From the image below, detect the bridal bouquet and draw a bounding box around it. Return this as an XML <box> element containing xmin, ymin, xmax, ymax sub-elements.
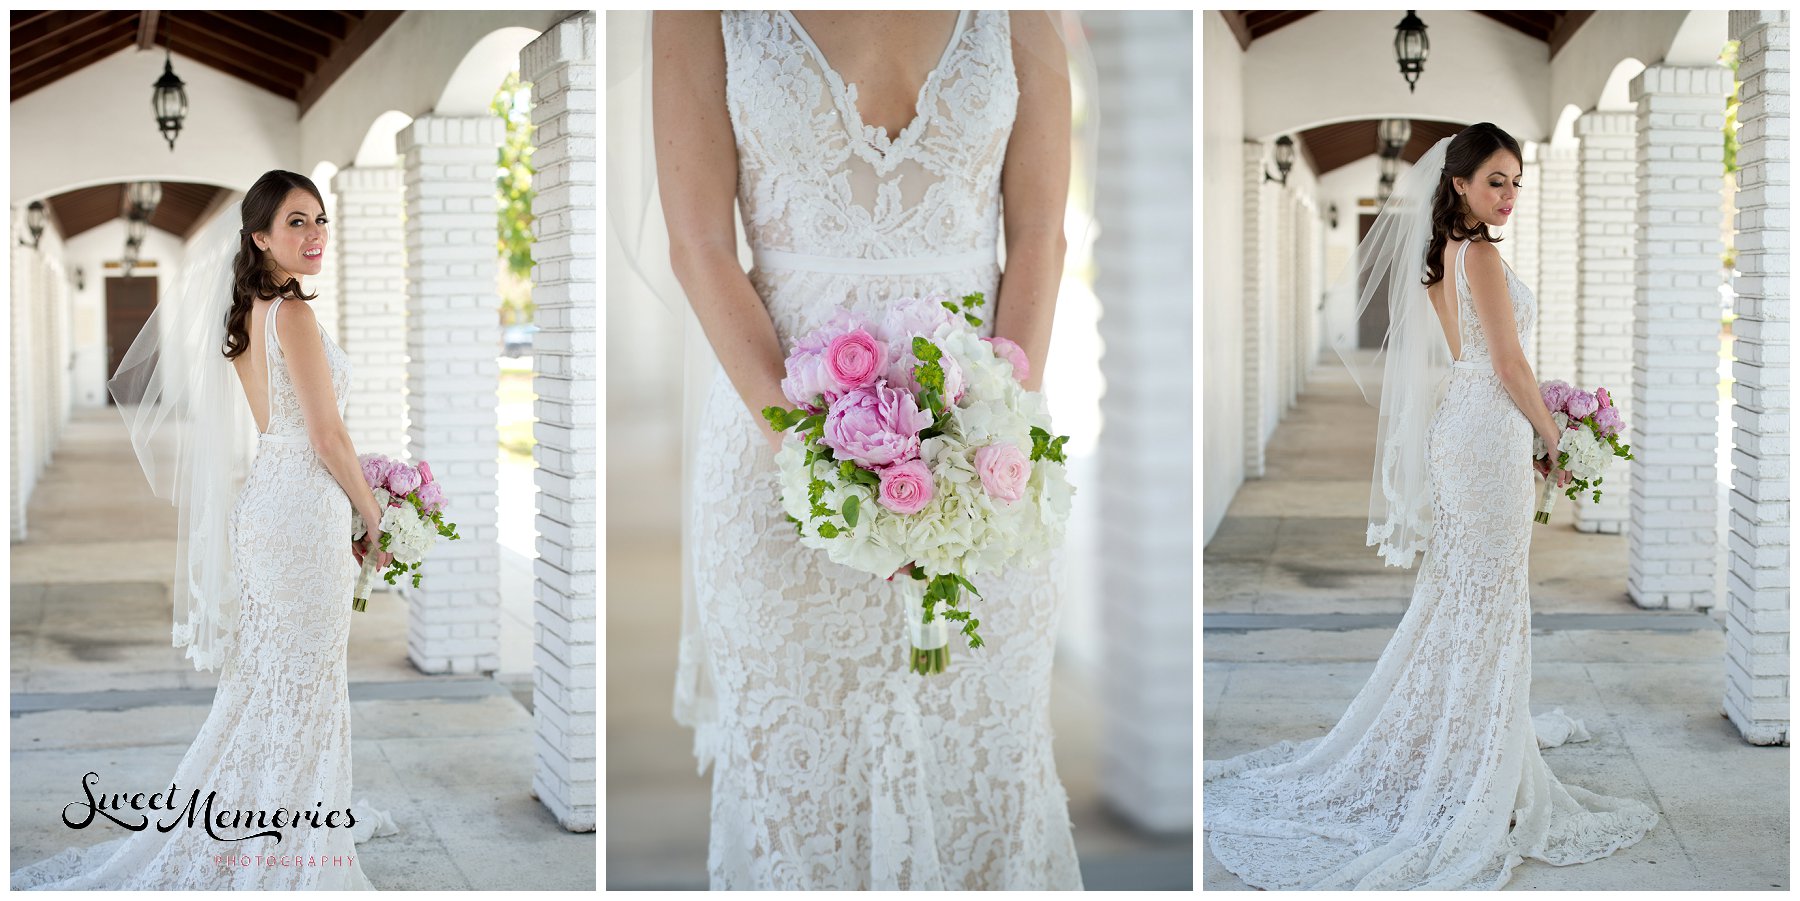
<box><xmin>763</xmin><ymin>292</ymin><xmax>1073</xmax><ymax>675</ymax></box>
<box><xmin>1531</xmin><ymin>381</ymin><xmax>1633</xmax><ymax>524</ymax></box>
<box><xmin>350</xmin><ymin>454</ymin><xmax>462</xmax><ymax>611</ymax></box>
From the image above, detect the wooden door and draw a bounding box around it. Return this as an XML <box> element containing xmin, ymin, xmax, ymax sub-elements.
<box><xmin>104</xmin><ymin>276</ymin><xmax>158</xmax><ymax>404</ymax></box>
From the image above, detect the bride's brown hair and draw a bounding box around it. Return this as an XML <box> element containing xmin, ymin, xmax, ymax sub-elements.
<box><xmin>1422</xmin><ymin>122</ymin><xmax>1523</xmax><ymax>290</ymax></box>
<box><xmin>222</xmin><ymin>170</ymin><xmax>323</xmax><ymax>360</ymax></box>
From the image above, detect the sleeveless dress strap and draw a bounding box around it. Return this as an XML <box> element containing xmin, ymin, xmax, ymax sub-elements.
<box><xmin>1455</xmin><ymin>238</ymin><xmax>1473</xmax><ymax>291</ymax></box>
<box><xmin>266</xmin><ymin>296</ymin><xmax>284</xmax><ymax>423</ymax></box>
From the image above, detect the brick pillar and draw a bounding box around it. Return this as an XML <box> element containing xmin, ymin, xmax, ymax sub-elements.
<box><xmin>1275</xmin><ymin>185</ymin><xmax>1294</xmax><ymax>411</ymax></box>
<box><xmin>398</xmin><ymin>115</ymin><xmax>505</xmax><ymax>674</ymax></box>
<box><xmin>521</xmin><ymin>11</ymin><xmax>598</xmax><ymax>831</ymax></box>
<box><xmin>1090</xmin><ymin>9</ymin><xmax>1193</xmax><ymax>832</ymax></box>
<box><xmin>1574</xmin><ymin>111</ymin><xmax>1638</xmax><ymax>533</ymax></box>
<box><xmin>10</xmin><ymin>223</ymin><xmax>26</xmax><ymax>542</ymax></box>
<box><xmin>1242</xmin><ymin>142</ymin><xmax>1266</xmax><ymax>477</ymax></box>
<box><xmin>331</xmin><ymin>165</ymin><xmax>409</xmax><ymax>459</ymax></box>
<box><xmin>1626</xmin><ymin>66</ymin><xmax>1732</xmax><ymax>610</ymax></box>
<box><xmin>1536</xmin><ymin>143</ymin><xmax>1581</xmax><ymax>383</ymax></box>
<box><xmin>1725</xmin><ymin>9</ymin><xmax>1790</xmax><ymax>746</ymax></box>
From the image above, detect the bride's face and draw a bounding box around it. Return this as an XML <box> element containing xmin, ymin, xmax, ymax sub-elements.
<box><xmin>1453</xmin><ymin>150</ymin><xmax>1522</xmax><ymax>230</ymax></box>
<box><xmin>253</xmin><ymin>188</ymin><xmax>329</xmax><ymax>281</ymax></box>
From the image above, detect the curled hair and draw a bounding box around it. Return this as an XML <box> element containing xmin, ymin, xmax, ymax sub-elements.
<box><xmin>222</xmin><ymin>170</ymin><xmax>323</xmax><ymax>360</ymax></box>
<box><xmin>1422</xmin><ymin>122</ymin><xmax>1523</xmax><ymax>289</ymax></box>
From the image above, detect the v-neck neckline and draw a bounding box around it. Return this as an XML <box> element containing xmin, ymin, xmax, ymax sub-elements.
<box><xmin>782</xmin><ymin>10</ymin><xmax>968</xmax><ymax>161</ymax></box>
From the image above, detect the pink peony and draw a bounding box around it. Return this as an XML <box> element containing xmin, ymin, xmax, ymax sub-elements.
<box><xmin>780</xmin><ymin>346</ymin><xmax>839</xmax><ymax>412</ymax></box>
<box><xmin>881</xmin><ymin>294</ymin><xmax>957</xmax><ymax>343</ymax></box>
<box><xmin>360</xmin><ymin>454</ymin><xmax>396</xmax><ymax>490</ymax></box>
<box><xmin>822</xmin><ymin>382</ymin><xmax>933</xmax><ymax>467</ymax></box>
<box><xmin>417</xmin><ymin>460</ymin><xmax>434</xmax><ymax>484</ymax></box>
<box><xmin>877</xmin><ymin>459</ymin><xmax>935</xmax><ymax>514</ymax></box>
<box><xmin>975</xmin><ymin>442</ymin><xmax>1032</xmax><ymax>504</ymax></box>
<box><xmin>983</xmin><ymin>336</ymin><xmax>1031</xmax><ymax>383</ymax></box>
<box><xmin>1593</xmin><ymin>405</ymin><xmax>1625</xmax><ymax>439</ymax></box>
<box><xmin>886</xmin><ymin>347</ymin><xmax>966</xmax><ymax>405</ymax></box>
<box><xmin>1567</xmin><ymin>390</ymin><xmax>1599</xmax><ymax>420</ymax></box>
<box><xmin>1595</xmin><ymin>386</ymin><xmax>1613</xmax><ymax>410</ymax></box>
<box><xmin>825</xmin><ymin>329</ymin><xmax>887</xmax><ymax>390</ymax></box>
<box><xmin>417</xmin><ymin>480</ymin><xmax>447</xmax><ymax>515</ymax></box>
<box><xmin>1539</xmin><ymin>380</ymin><xmax>1574</xmax><ymax>414</ymax></box>
<box><xmin>387</xmin><ymin>462</ymin><xmax>422</xmax><ymax>496</ymax></box>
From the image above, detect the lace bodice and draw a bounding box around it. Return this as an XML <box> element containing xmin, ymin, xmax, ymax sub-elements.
<box><xmin>261</xmin><ymin>297</ymin><xmax>350</xmax><ymax>440</ymax></box>
<box><xmin>720</xmin><ymin>10</ymin><xmax>1017</xmax><ymax>262</ymax></box>
<box><xmin>1453</xmin><ymin>238</ymin><xmax>1537</xmax><ymax>364</ymax></box>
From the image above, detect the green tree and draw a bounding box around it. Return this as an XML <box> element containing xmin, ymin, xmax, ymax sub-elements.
<box><xmin>493</xmin><ymin>71</ymin><xmax>536</xmax><ymax>326</ymax></box>
<box><xmin>1721</xmin><ymin>40</ymin><xmax>1741</xmax><ymax>175</ymax></box>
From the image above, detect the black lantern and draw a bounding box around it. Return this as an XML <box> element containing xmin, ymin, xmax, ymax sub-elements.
<box><xmin>121</xmin><ymin>244</ymin><xmax>139</xmax><ymax>276</ymax></box>
<box><xmin>152</xmin><ymin>50</ymin><xmax>188</xmax><ymax>151</ymax></box>
<box><xmin>126</xmin><ymin>213</ymin><xmax>150</xmax><ymax>248</ymax></box>
<box><xmin>1327</xmin><ymin>203</ymin><xmax>1339</xmax><ymax>229</ymax></box>
<box><xmin>1378</xmin><ymin>118</ymin><xmax>1412</xmax><ymax>158</ymax></box>
<box><xmin>128</xmin><ymin>181</ymin><xmax>162</xmax><ymax>219</ymax></box>
<box><xmin>1263</xmin><ymin>135</ymin><xmax>1296</xmax><ymax>186</ymax></box>
<box><xmin>1379</xmin><ymin>154</ymin><xmax>1401</xmax><ymax>184</ymax></box>
<box><xmin>1394</xmin><ymin>11</ymin><xmax>1429</xmax><ymax>94</ymax></box>
<box><xmin>23</xmin><ymin>200</ymin><xmax>47</xmax><ymax>248</ymax></box>
<box><xmin>1377</xmin><ymin>174</ymin><xmax>1395</xmax><ymax>205</ymax></box>
<box><xmin>73</xmin><ymin>267</ymin><xmax>85</xmax><ymax>291</ymax></box>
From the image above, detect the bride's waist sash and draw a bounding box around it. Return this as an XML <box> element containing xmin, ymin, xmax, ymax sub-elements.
<box><xmin>259</xmin><ymin>432</ymin><xmax>309</xmax><ymax>445</ymax></box>
<box><xmin>1451</xmin><ymin>359</ymin><xmax>1493</xmax><ymax>372</ymax></box>
<box><xmin>751</xmin><ymin>245</ymin><xmax>997</xmax><ymax>276</ymax></box>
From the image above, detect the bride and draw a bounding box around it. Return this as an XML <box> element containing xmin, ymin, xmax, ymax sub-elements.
<box><xmin>648</xmin><ymin>10</ymin><xmax>1083</xmax><ymax>890</ymax></box>
<box><xmin>12</xmin><ymin>170</ymin><xmax>395</xmax><ymax>890</ymax></box>
<box><xmin>1202</xmin><ymin>124</ymin><xmax>1660</xmax><ymax>889</ymax></box>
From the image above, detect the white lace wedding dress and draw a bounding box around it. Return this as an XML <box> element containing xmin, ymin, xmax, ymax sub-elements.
<box><xmin>677</xmin><ymin>10</ymin><xmax>1081</xmax><ymax>890</ymax></box>
<box><xmin>12</xmin><ymin>296</ymin><xmax>393</xmax><ymax>890</ymax></box>
<box><xmin>1203</xmin><ymin>239</ymin><xmax>1660</xmax><ymax>889</ymax></box>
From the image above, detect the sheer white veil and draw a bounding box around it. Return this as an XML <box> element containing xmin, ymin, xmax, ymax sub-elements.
<box><xmin>106</xmin><ymin>200</ymin><xmax>256</xmax><ymax>671</ymax></box>
<box><xmin>1328</xmin><ymin>135</ymin><xmax>1455</xmax><ymax>569</ymax></box>
<box><xmin>606</xmin><ymin>11</ymin><xmax>1100</xmax><ymax>769</ymax></box>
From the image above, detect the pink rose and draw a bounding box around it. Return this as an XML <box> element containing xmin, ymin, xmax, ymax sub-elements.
<box><xmin>417</xmin><ymin>460</ymin><xmax>434</xmax><ymax>485</ymax></box>
<box><xmin>822</xmin><ymin>382</ymin><xmax>933</xmax><ymax>467</ymax></box>
<box><xmin>886</xmin><ymin>348</ymin><xmax>965</xmax><ymax>405</ymax></box>
<box><xmin>1567</xmin><ymin>390</ymin><xmax>1599</xmax><ymax>420</ymax></box>
<box><xmin>975</xmin><ymin>442</ymin><xmax>1031</xmax><ymax>504</ymax></box>
<box><xmin>983</xmin><ymin>336</ymin><xmax>1031</xmax><ymax>383</ymax></box>
<box><xmin>417</xmin><ymin>480</ymin><xmax>447</xmax><ymax>514</ymax></box>
<box><xmin>877</xmin><ymin>459</ymin><xmax>935</xmax><ymax>514</ymax></box>
<box><xmin>1595</xmin><ymin>386</ymin><xmax>1613</xmax><ymax>410</ymax></box>
<box><xmin>780</xmin><ymin>346</ymin><xmax>838</xmax><ymax>412</ymax></box>
<box><xmin>1539</xmin><ymin>380</ymin><xmax>1574</xmax><ymax>414</ymax></box>
<box><xmin>387</xmin><ymin>462</ymin><xmax>422</xmax><ymax>496</ymax></box>
<box><xmin>825</xmin><ymin>329</ymin><xmax>887</xmax><ymax>390</ymax></box>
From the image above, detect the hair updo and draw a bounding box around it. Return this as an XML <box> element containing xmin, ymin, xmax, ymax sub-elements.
<box><xmin>222</xmin><ymin>170</ymin><xmax>323</xmax><ymax>360</ymax></box>
<box><xmin>1422</xmin><ymin>122</ymin><xmax>1523</xmax><ymax>289</ymax></box>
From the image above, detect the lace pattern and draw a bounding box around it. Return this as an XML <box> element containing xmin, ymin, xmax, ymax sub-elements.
<box><xmin>684</xmin><ymin>12</ymin><xmax>1081</xmax><ymax>889</ymax></box>
<box><xmin>11</xmin><ymin>297</ymin><xmax>392</xmax><ymax>890</ymax></box>
<box><xmin>1203</xmin><ymin>241</ymin><xmax>1659</xmax><ymax>889</ymax></box>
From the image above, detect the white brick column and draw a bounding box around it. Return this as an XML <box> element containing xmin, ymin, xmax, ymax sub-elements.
<box><xmin>331</xmin><ymin>165</ymin><xmax>409</xmax><ymax>459</ymax></box>
<box><xmin>1514</xmin><ymin>143</ymin><xmax>1543</xmax><ymax>368</ymax></box>
<box><xmin>1627</xmin><ymin>66</ymin><xmax>1732</xmax><ymax>610</ymax></box>
<box><xmin>398</xmin><ymin>115</ymin><xmax>505</xmax><ymax>674</ymax></box>
<box><xmin>1537</xmin><ymin>143</ymin><xmax>1581</xmax><ymax>381</ymax></box>
<box><xmin>11</xmin><ymin>229</ymin><xmax>31</xmax><ymax>542</ymax></box>
<box><xmin>1275</xmin><ymin>185</ymin><xmax>1294</xmax><ymax>411</ymax></box>
<box><xmin>1294</xmin><ymin>195</ymin><xmax>1312</xmax><ymax>387</ymax></box>
<box><xmin>1574</xmin><ymin>111</ymin><xmax>1638</xmax><ymax>533</ymax></box>
<box><xmin>522</xmin><ymin>11</ymin><xmax>598</xmax><ymax>832</ymax></box>
<box><xmin>1090</xmin><ymin>9</ymin><xmax>1193</xmax><ymax>832</ymax></box>
<box><xmin>1242</xmin><ymin>142</ymin><xmax>1266</xmax><ymax>477</ymax></box>
<box><xmin>1725</xmin><ymin>9</ymin><xmax>1790</xmax><ymax>746</ymax></box>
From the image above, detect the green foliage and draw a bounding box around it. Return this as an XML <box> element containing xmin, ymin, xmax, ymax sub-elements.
<box><xmin>1721</xmin><ymin>40</ymin><xmax>1742</xmax><ymax>176</ymax></box>
<box><xmin>1029</xmin><ymin>425</ymin><xmax>1070</xmax><ymax>464</ymax></box>
<box><xmin>493</xmin><ymin>71</ymin><xmax>537</xmax><ymax>326</ymax></box>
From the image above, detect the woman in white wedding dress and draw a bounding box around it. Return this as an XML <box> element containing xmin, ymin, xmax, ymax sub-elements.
<box><xmin>653</xmin><ymin>10</ymin><xmax>1082</xmax><ymax>890</ymax></box>
<box><xmin>1203</xmin><ymin>124</ymin><xmax>1660</xmax><ymax>890</ymax></box>
<box><xmin>12</xmin><ymin>171</ymin><xmax>394</xmax><ymax>890</ymax></box>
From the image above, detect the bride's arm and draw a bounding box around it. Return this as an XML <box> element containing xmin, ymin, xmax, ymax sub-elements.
<box><xmin>276</xmin><ymin>300</ymin><xmax>384</xmax><ymax>533</ymax></box>
<box><xmin>993</xmin><ymin>10</ymin><xmax>1073</xmax><ymax>393</ymax></box>
<box><xmin>1463</xmin><ymin>242</ymin><xmax>1562</xmax><ymax>457</ymax></box>
<box><xmin>653</xmin><ymin>11</ymin><xmax>786</xmax><ymax>452</ymax></box>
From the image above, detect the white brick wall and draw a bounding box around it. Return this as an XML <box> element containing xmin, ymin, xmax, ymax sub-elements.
<box><xmin>1627</xmin><ymin>65</ymin><xmax>1732</xmax><ymax>611</ymax></box>
<box><xmin>1515</xmin><ymin>143</ymin><xmax>1543</xmax><ymax>369</ymax></box>
<box><xmin>398</xmin><ymin>114</ymin><xmax>506</xmax><ymax>674</ymax></box>
<box><xmin>522</xmin><ymin>11</ymin><xmax>597</xmax><ymax>832</ymax></box>
<box><xmin>331</xmin><ymin>165</ymin><xmax>409</xmax><ymax>459</ymax></box>
<box><xmin>1574</xmin><ymin>111</ymin><xmax>1638</xmax><ymax>533</ymax></box>
<box><xmin>1090</xmin><ymin>9</ymin><xmax>1193</xmax><ymax>833</ymax></box>
<box><xmin>1537</xmin><ymin>143</ymin><xmax>1581</xmax><ymax>382</ymax></box>
<box><xmin>1725</xmin><ymin>9</ymin><xmax>1790</xmax><ymax>746</ymax></box>
<box><xmin>1242</xmin><ymin>142</ymin><xmax>1266</xmax><ymax>478</ymax></box>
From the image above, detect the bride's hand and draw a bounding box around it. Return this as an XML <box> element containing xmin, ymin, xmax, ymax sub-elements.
<box><xmin>356</xmin><ymin>530</ymin><xmax>393</xmax><ymax>569</ymax></box>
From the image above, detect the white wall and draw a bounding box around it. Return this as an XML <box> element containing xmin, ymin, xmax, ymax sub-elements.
<box><xmin>299</xmin><ymin>10</ymin><xmax>568</xmax><ymax>171</ymax></box>
<box><xmin>1202</xmin><ymin>13</ymin><xmax>1244</xmax><ymax>544</ymax></box>
<box><xmin>10</xmin><ymin>48</ymin><xmax>295</xmax><ymax>201</ymax></box>
<box><xmin>1244</xmin><ymin>11</ymin><xmax>1550</xmax><ymax>142</ymax></box>
<box><xmin>1549</xmin><ymin>11</ymin><xmax>1723</xmax><ymax>119</ymax></box>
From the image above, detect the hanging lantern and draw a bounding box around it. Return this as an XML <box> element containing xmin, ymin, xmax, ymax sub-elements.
<box><xmin>1377</xmin><ymin>173</ymin><xmax>1395</xmax><ymax>205</ymax></box>
<box><xmin>1379</xmin><ymin>154</ymin><xmax>1401</xmax><ymax>184</ymax></box>
<box><xmin>1327</xmin><ymin>203</ymin><xmax>1339</xmax><ymax>230</ymax></box>
<box><xmin>152</xmin><ymin>50</ymin><xmax>188</xmax><ymax>151</ymax></box>
<box><xmin>1378</xmin><ymin>118</ymin><xmax>1413</xmax><ymax>158</ymax></box>
<box><xmin>24</xmin><ymin>200</ymin><xmax>47</xmax><ymax>248</ymax></box>
<box><xmin>73</xmin><ymin>267</ymin><xmax>85</xmax><ymax>291</ymax></box>
<box><xmin>126</xmin><ymin>213</ymin><xmax>150</xmax><ymax>248</ymax></box>
<box><xmin>128</xmin><ymin>181</ymin><xmax>163</xmax><ymax>219</ymax></box>
<box><xmin>1394</xmin><ymin>11</ymin><xmax>1429</xmax><ymax>94</ymax></box>
<box><xmin>1263</xmin><ymin>135</ymin><xmax>1296</xmax><ymax>186</ymax></box>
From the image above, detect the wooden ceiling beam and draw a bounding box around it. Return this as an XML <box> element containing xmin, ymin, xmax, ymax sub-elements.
<box><xmin>13</xmin><ymin>10</ymin><xmax>116</xmax><ymax>57</ymax></box>
<box><xmin>11</xmin><ymin>17</ymin><xmax>135</xmax><ymax>76</ymax></box>
<box><xmin>136</xmin><ymin>10</ymin><xmax>158</xmax><ymax>50</ymax></box>
<box><xmin>157</xmin><ymin>21</ymin><xmax>302</xmax><ymax>97</ymax></box>
<box><xmin>167</xmin><ymin>13</ymin><xmax>313</xmax><ymax>81</ymax></box>
<box><xmin>1549</xmin><ymin>12</ymin><xmax>1593</xmax><ymax>60</ymax></box>
<box><xmin>219</xmin><ymin>11</ymin><xmax>333</xmax><ymax>60</ymax></box>
<box><xmin>264</xmin><ymin>10</ymin><xmax>352</xmax><ymax>43</ymax></box>
<box><xmin>1219</xmin><ymin>11</ymin><xmax>1252</xmax><ymax>52</ymax></box>
<box><xmin>296</xmin><ymin>11</ymin><xmax>402</xmax><ymax>116</ymax></box>
<box><xmin>11</xmin><ymin>26</ymin><xmax>138</xmax><ymax>98</ymax></box>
